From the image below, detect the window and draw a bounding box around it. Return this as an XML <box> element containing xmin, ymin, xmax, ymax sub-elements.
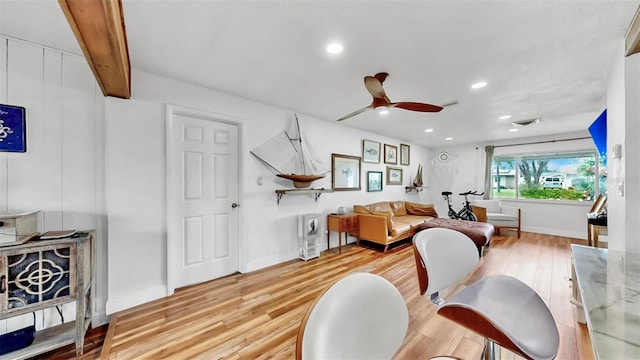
<box><xmin>492</xmin><ymin>156</ymin><xmax>516</xmax><ymax>198</ymax></box>
<box><xmin>492</xmin><ymin>151</ymin><xmax>606</xmax><ymax>201</ymax></box>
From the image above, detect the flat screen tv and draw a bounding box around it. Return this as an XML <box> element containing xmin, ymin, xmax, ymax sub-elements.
<box><xmin>588</xmin><ymin>109</ymin><xmax>606</xmax><ymax>165</ymax></box>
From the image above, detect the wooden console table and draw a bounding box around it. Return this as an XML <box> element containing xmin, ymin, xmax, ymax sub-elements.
<box><xmin>0</xmin><ymin>232</ymin><xmax>94</xmax><ymax>359</ymax></box>
<box><xmin>327</xmin><ymin>213</ymin><xmax>359</xmax><ymax>254</ymax></box>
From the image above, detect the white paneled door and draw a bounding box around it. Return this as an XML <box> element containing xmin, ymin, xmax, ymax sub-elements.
<box><xmin>166</xmin><ymin>106</ymin><xmax>239</xmax><ymax>292</ymax></box>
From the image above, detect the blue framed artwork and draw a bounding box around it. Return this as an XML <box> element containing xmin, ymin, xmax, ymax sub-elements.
<box><xmin>0</xmin><ymin>104</ymin><xmax>26</xmax><ymax>152</ymax></box>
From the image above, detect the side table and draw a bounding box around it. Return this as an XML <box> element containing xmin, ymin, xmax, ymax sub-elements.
<box><xmin>327</xmin><ymin>213</ymin><xmax>359</xmax><ymax>254</ymax></box>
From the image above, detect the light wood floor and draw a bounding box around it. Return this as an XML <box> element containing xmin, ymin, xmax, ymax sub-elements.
<box><xmin>43</xmin><ymin>231</ymin><xmax>595</xmax><ymax>359</ymax></box>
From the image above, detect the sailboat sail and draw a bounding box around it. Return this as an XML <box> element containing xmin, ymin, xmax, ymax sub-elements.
<box><xmin>250</xmin><ymin>131</ymin><xmax>299</xmax><ymax>175</ymax></box>
<box><xmin>413</xmin><ymin>164</ymin><xmax>424</xmax><ymax>187</ymax></box>
<box><xmin>250</xmin><ymin>114</ymin><xmax>329</xmax><ymax>188</ymax></box>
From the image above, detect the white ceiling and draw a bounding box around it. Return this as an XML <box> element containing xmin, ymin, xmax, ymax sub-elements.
<box><xmin>1</xmin><ymin>0</ymin><xmax>639</xmax><ymax>148</ymax></box>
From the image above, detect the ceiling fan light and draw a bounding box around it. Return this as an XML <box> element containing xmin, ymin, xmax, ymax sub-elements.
<box><xmin>378</xmin><ymin>108</ymin><xmax>389</xmax><ymax>115</ymax></box>
<box><xmin>471</xmin><ymin>81</ymin><xmax>487</xmax><ymax>89</ymax></box>
<box><xmin>326</xmin><ymin>42</ymin><xmax>343</xmax><ymax>54</ymax></box>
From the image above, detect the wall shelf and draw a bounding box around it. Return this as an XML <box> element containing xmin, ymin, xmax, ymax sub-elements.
<box><xmin>405</xmin><ymin>186</ymin><xmax>424</xmax><ymax>193</ymax></box>
<box><xmin>275</xmin><ymin>189</ymin><xmax>333</xmax><ymax>205</ymax></box>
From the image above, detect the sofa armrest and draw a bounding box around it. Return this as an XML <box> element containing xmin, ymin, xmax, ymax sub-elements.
<box><xmin>357</xmin><ymin>214</ymin><xmax>390</xmax><ymax>242</ymax></box>
<box><xmin>471</xmin><ymin>205</ymin><xmax>487</xmax><ymax>222</ymax></box>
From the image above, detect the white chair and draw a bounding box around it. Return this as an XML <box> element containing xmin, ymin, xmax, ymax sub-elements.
<box><xmin>471</xmin><ymin>199</ymin><xmax>521</xmax><ymax>237</ymax></box>
<box><xmin>412</xmin><ymin>228</ymin><xmax>559</xmax><ymax>360</ymax></box>
<box><xmin>296</xmin><ymin>272</ymin><xmax>409</xmax><ymax>360</ymax></box>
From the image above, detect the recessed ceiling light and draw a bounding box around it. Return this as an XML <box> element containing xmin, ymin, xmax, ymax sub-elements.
<box><xmin>424</xmin><ymin>128</ymin><xmax>434</xmax><ymax>133</ymax></box>
<box><xmin>445</xmin><ymin>137</ymin><xmax>453</xmax><ymax>141</ymax></box>
<box><xmin>471</xmin><ymin>81</ymin><xmax>487</xmax><ymax>89</ymax></box>
<box><xmin>509</xmin><ymin>128</ymin><xmax>519</xmax><ymax>132</ymax></box>
<box><xmin>326</xmin><ymin>42</ymin><xmax>343</xmax><ymax>54</ymax></box>
<box><xmin>500</xmin><ymin>115</ymin><xmax>512</xmax><ymax>120</ymax></box>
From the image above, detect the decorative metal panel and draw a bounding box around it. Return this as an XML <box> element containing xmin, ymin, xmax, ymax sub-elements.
<box><xmin>6</xmin><ymin>246</ymin><xmax>75</xmax><ymax>310</ymax></box>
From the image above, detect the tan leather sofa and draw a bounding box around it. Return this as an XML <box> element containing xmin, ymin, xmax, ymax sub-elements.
<box><xmin>353</xmin><ymin>201</ymin><xmax>438</xmax><ymax>251</ymax></box>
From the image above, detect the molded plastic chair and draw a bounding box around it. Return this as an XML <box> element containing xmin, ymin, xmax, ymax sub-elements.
<box><xmin>412</xmin><ymin>228</ymin><xmax>559</xmax><ymax>360</ymax></box>
<box><xmin>296</xmin><ymin>272</ymin><xmax>409</xmax><ymax>360</ymax></box>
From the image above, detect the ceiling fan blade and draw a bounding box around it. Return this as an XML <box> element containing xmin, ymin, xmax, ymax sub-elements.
<box><xmin>336</xmin><ymin>105</ymin><xmax>373</xmax><ymax>121</ymax></box>
<box><xmin>392</xmin><ymin>102</ymin><xmax>443</xmax><ymax>113</ymax></box>
<box><xmin>364</xmin><ymin>75</ymin><xmax>390</xmax><ymax>101</ymax></box>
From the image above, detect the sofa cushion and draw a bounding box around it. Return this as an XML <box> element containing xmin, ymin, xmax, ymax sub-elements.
<box><xmin>353</xmin><ymin>205</ymin><xmax>371</xmax><ymax>214</ymax></box>
<box><xmin>472</xmin><ymin>199</ymin><xmax>501</xmax><ymax>213</ymax></box>
<box><xmin>371</xmin><ymin>202</ymin><xmax>394</xmax><ymax>214</ymax></box>
<box><xmin>401</xmin><ymin>215</ymin><xmax>430</xmax><ymax>227</ymax></box>
<box><xmin>405</xmin><ymin>202</ymin><xmax>438</xmax><ymax>217</ymax></box>
<box><xmin>390</xmin><ymin>201</ymin><xmax>407</xmax><ymax>216</ymax></box>
<box><xmin>390</xmin><ymin>219</ymin><xmax>412</xmax><ymax>237</ymax></box>
<box><xmin>486</xmin><ymin>212</ymin><xmax>518</xmax><ymax>227</ymax></box>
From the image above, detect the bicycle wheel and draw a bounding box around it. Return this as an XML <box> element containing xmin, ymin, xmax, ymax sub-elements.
<box><xmin>460</xmin><ymin>209</ymin><xmax>478</xmax><ymax>222</ymax></box>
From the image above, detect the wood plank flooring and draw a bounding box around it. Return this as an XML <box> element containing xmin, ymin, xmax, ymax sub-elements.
<box><xmin>36</xmin><ymin>231</ymin><xmax>593</xmax><ymax>359</ymax></box>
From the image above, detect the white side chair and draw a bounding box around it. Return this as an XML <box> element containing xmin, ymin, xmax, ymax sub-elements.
<box><xmin>472</xmin><ymin>199</ymin><xmax>521</xmax><ymax>237</ymax></box>
<box><xmin>296</xmin><ymin>272</ymin><xmax>409</xmax><ymax>360</ymax></box>
<box><xmin>412</xmin><ymin>228</ymin><xmax>559</xmax><ymax>360</ymax></box>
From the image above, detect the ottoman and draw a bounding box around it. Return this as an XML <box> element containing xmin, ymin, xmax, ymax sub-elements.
<box><xmin>415</xmin><ymin>218</ymin><xmax>495</xmax><ymax>255</ymax></box>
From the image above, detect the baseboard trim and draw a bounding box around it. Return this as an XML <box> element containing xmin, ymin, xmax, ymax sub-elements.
<box><xmin>244</xmin><ymin>252</ymin><xmax>298</xmax><ymax>273</ymax></box>
<box><xmin>522</xmin><ymin>226</ymin><xmax>584</xmax><ymax>240</ymax></box>
<box><xmin>106</xmin><ymin>285</ymin><xmax>167</xmax><ymax>315</ymax></box>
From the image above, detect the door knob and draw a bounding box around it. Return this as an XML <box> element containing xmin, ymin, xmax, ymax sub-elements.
<box><xmin>231</xmin><ymin>203</ymin><xmax>239</xmax><ymax>208</ymax></box>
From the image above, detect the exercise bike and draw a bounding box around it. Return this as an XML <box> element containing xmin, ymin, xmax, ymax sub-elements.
<box><xmin>442</xmin><ymin>190</ymin><xmax>484</xmax><ymax>221</ymax></box>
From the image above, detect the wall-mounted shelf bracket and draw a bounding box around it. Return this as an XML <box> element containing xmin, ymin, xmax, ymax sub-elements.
<box><xmin>275</xmin><ymin>189</ymin><xmax>334</xmax><ymax>205</ymax></box>
<box><xmin>405</xmin><ymin>186</ymin><xmax>424</xmax><ymax>193</ymax></box>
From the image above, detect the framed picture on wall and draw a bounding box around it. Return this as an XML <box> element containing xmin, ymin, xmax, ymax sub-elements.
<box><xmin>0</xmin><ymin>104</ymin><xmax>27</xmax><ymax>153</ymax></box>
<box><xmin>386</xmin><ymin>166</ymin><xmax>403</xmax><ymax>185</ymax></box>
<box><xmin>299</xmin><ymin>213</ymin><xmax>321</xmax><ymax>240</ymax></box>
<box><xmin>400</xmin><ymin>143</ymin><xmax>410</xmax><ymax>166</ymax></box>
<box><xmin>332</xmin><ymin>153</ymin><xmax>361</xmax><ymax>191</ymax></box>
<box><xmin>367</xmin><ymin>171</ymin><xmax>383</xmax><ymax>192</ymax></box>
<box><xmin>362</xmin><ymin>139</ymin><xmax>381</xmax><ymax>163</ymax></box>
<box><xmin>384</xmin><ymin>144</ymin><xmax>397</xmax><ymax>164</ymax></box>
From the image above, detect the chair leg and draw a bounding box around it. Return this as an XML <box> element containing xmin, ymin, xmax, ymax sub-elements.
<box><xmin>481</xmin><ymin>339</ymin><xmax>500</xmax><ymax>360</ymax></box>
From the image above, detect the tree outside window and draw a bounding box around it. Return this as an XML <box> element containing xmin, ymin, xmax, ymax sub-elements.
<box><xmin>492</xmin><ymin>156</ymin><xmax>516</xmax><ymax>198</ymax></box>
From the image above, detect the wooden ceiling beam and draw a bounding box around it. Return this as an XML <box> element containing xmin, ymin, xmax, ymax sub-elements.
<box><xmin>625</xmin><ymin>5</ymin><xmax>640</xmax><ymax>56</ymax></box>
<box><xmin>58</xmin><ymin>0</ymin><xmax>131</xmax><ymax>98</ymax></box>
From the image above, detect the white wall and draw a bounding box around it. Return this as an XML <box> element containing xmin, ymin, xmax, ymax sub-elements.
<box><xmin>624</xmin><ymin>53</ymin><xmax>640</xmax><ymax>254</ymax></box>
<box><xmin>104</xmin><ymin>69</ymin><xmax>436</xmax><ymax>314</ymax></box>
<box><xmin>607</xmin><ymin>41</ymin><xmax>640</xmax><ymax>254</ymax></box>
<box><xmin>0</xmin><ymin>37</ymin><xmax>107</xmax><ymax>330</ymax></box>
<box><xmin>607</xmin><ymin>41</ymin><xmax>626</xmax><ymax>251</ymax></box>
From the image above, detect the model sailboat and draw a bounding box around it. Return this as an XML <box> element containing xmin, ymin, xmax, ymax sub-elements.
<box><xmin>413</xmin><ymin>164</ymin><xmax>424</xmax><ymax>187</ymax></box>
<box><xmin>250</xmin><ymin>114</ymin><xmax>329</xmax><ymax>188</ymax></box>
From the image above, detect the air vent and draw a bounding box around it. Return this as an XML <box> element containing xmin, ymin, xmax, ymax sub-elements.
<box><xmin>512</xmin><ymin>118</ymin><xmax>540</xmax><ymax>127</ymax></box>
